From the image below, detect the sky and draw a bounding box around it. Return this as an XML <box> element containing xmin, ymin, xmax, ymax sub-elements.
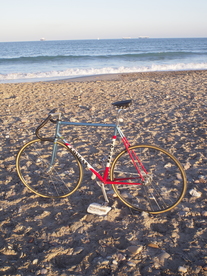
<box><xmin>1</xmin><ymin>0</ymin><xmax>207</xmax><ymax>42</ymax></box>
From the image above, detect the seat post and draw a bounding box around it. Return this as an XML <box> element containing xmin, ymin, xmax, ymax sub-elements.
<box><xmin>116</xmin><ymin>109</ymin><xmax>123</xmax><ymax>127</ymax></box>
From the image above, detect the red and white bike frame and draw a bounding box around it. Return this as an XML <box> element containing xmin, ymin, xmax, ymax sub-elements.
<box><xmin>53</xmin><ymin>118</ymin><xmax>148</xmax><ymax>186</ymax></box>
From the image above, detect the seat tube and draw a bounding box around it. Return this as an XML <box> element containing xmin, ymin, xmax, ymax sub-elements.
<box><xmin>103</xmin><ymin>126</ymin><xmax>118</xmax><ymax>181</ymax></box>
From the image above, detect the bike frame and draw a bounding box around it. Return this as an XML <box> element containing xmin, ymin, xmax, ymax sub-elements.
<box><xmin>49</xmin><ymin>115</ymin><xmax>148</xmax><ymax>186</ymax></box>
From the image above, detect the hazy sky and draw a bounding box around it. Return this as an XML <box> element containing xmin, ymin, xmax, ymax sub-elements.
<box><xmin>1</xmin><ymin>0</ymin><xmax>207</xmax><ymax>42</ymax></box>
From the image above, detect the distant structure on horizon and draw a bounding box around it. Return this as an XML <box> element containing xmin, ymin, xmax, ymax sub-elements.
<box><xmin>122</xmin><ymin>36</ymin><xmax>150</xmax><ymax>39</ymax></box>
<box><xmin>139</xmin><ymin>36</ymin><xmax>149</xmax><ymax>39</ymax></box>
<box><xmin>40</xmin><ymin>38</ymin><xmax>45</xmax><ymax>41</ymax></box>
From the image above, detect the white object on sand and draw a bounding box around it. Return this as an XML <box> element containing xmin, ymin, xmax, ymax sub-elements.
<box><xmin>87</xmin><ymin>203</ymin><xmax>111</xmax><ymax>215</ymax></box>
<box><xmin>189</xmin><ymin>189</ymin><xmax>202</xmax><ymax>198</ymax></box>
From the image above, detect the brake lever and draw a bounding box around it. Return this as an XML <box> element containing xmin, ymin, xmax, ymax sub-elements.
<box><xmin>49</xmin><ymin>108</ymin><xmax>62</xmax><ymax>121</ymax></box>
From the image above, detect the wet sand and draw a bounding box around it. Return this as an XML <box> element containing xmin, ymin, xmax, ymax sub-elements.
<box><xmin>0</xmin><ymin>70</ymin><xmax>207</xmax><ymax>275</ymax></box>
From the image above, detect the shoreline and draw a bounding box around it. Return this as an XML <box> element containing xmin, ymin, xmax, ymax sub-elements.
<box><xmin>54</xmin><ymin>69</ymin><xmax>207</xmax><ymax>83</ymax></box>
<box><xmin>1</xmin><ymin>69</ymin><xmax>207</xmax><ymax>85</ymax></box>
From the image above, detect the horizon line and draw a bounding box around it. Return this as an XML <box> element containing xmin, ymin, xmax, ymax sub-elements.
<box><xmin>0</xmin><ymin>36</ymin><xmax>207</xmax><ymax>43</ymax></box>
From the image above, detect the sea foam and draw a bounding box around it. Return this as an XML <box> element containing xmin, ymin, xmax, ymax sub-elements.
<box><xmin>1</xmin><ymin>62</ymin><xmax>207</xmax><ymax>83</ymax></box>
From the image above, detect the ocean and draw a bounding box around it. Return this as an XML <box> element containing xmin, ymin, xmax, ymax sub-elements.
<box><xmin>0</xmin><ymin>38</ymin><xmax>207</xmax><ymax>83</ymax></box>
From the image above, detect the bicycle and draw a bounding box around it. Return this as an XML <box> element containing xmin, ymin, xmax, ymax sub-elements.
<box><xmin>16</xmin><ymin>100</ymin><xmax>187</xmax><ymax>214</ymax></box>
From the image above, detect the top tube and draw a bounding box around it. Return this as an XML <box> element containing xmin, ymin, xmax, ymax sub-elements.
<box><xmin>60</xmin><ymin>121</ymin><xmax>116</xmax><ymax>128</ymax></box>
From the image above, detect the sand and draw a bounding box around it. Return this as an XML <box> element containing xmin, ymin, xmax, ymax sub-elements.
<box><xmin>0</xmin><ymin>70</ymin><xmax>207</xmax><ymax>275</ymax></box>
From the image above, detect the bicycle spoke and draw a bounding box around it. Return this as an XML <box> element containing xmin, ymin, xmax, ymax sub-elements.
<box><xmin>111</xmin><ymin>145</ymin><xmax>186</xmax><ymax>214</ymax></box>
<box><xmin>16</xmin><ymin>139</ymin><xmax>83</xmax><ymax>198</ymax></box>
<box><xmin>26</xmin><ymin>145</ymin><xmax>68</xmax><ymax>196</ymax></box>
<box><xmin>49</xmin><ymin>167</ymin><xmax>72</xmax><ymax>196</ymax></box>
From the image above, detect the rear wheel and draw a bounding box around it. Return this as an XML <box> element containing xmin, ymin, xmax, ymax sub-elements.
<box><xmin>16</xmin><ymin>139</ymin><xmax>83</xmax><ymax>198</ymax></box>
<box><xmin>110</xmin><ymin>144</ymin><xmax>187</xmax><ymax>214</ymax></box>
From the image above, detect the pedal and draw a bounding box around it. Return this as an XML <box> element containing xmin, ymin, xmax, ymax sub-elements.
<box><xmin>87</xmin><ymin>203</ymin><xmax>111</xmax><ymax>215</ymax></box>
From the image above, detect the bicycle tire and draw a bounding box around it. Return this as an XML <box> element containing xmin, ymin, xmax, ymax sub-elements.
<box><xmin>16</xmin><ymin>139</ymin><xmax>83</xmax><ymax>198</ymax></box>
<box><xmin>110</xmin><ymin>144</ymin><xmax>187</xmax><ymax>214</ymax></box>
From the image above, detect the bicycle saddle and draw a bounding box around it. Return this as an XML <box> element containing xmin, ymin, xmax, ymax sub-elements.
<box><xmin>112</xmin><ymin>100</ymin><xmax>132</xmax><ymax>109</ymax></box>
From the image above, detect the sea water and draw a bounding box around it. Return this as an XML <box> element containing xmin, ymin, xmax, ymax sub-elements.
<box><xmin>0</xmin><ymin>38</ymin><xmax>207</xmax><ymax>83</ymax></box>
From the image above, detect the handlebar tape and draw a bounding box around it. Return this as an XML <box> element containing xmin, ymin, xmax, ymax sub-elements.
<box><xmin>35</xmin><ymin>115</ymin><xmax>52</xmax><ymax>140</ymax></box>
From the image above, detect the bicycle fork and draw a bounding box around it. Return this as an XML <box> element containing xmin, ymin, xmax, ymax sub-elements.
<box><xmin>46</xmin><ymin>120</ymin><xmax>62</xmax><ymax>173</ymax></box>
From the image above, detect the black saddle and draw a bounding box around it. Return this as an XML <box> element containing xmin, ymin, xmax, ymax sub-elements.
<box><xmin>112</xmin><ymin>100</ymin><xmax>132</xmax><ymax>109</ymax></box>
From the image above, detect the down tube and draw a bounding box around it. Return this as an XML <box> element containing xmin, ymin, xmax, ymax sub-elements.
<box><xmin>63</xmin><ymin>139</ymin><xmax>105</xmax><ymax>183</ymax></box>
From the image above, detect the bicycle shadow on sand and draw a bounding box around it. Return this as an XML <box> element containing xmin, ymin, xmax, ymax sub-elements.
<box><xmin>1</xmin><ymin>164</ymin><xmax>207</xmax><ymax>276</ymax></box>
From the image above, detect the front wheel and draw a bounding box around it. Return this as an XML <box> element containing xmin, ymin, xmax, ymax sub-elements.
<box><xmin>16</xmin><ymin>139</ymin><xmax>83</xmax><ymax>198</ymax></box>
<box><xmin>110</xmin><ymin>144</ymin><xmax>187</xmax><ymax>214</ymax></box>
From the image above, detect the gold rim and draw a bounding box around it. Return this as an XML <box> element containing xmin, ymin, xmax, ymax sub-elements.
<box><xmin>110</xmin><ymin>144</ymin><xmax>187</xmax><ymax>214</ymax></box>
<box><xmin>16</xmin><ymin>139</ymin><xmax>83</xmax><ymax>198</ymax></box>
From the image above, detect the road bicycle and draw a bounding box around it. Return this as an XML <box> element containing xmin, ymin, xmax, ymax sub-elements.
<box><xmin>16</xmin><ymin>100</ymin><xmax>187</xmax><ymax>214</ymax></box>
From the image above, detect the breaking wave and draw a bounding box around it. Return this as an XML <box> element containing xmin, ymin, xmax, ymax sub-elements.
<box><xmin>1</xmin><ymin>62</ymin><xmax>207</xmax><ymax>83</ymax></box>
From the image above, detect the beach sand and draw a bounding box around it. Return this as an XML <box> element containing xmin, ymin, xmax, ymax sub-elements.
<box><xmin>0</xmin><ymin>70</ymin><xmax>207</xmax><ymax>275</ymax></box>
